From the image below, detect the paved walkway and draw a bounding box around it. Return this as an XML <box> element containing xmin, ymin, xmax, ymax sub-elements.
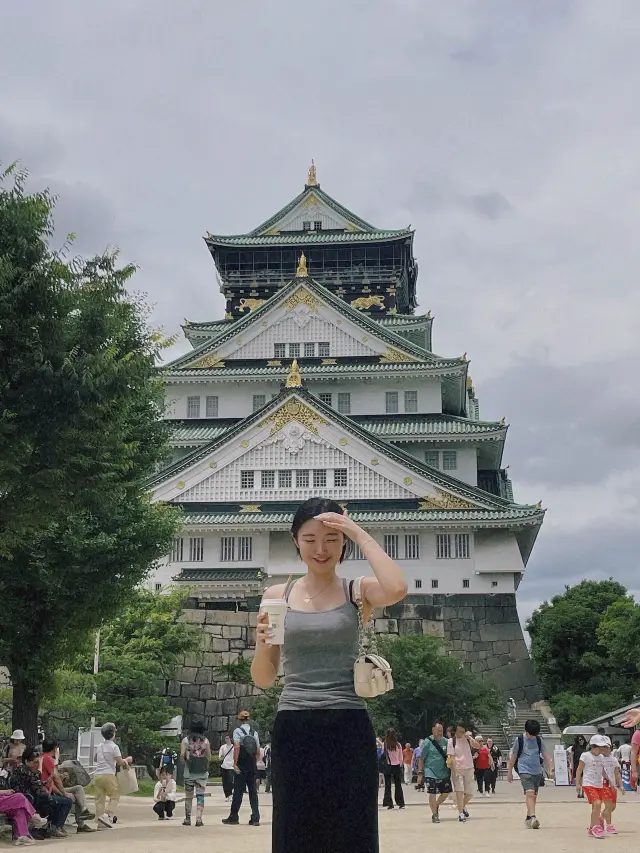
<box><xmin>4</xmin><ymin>783</ymin><xmax>639</xmax><ymax>850</ymax></box>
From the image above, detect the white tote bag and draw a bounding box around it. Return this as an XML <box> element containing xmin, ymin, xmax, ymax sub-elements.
<box><xmin>116</xmin><ymin>766</ymin><xmax>138</xmax><ymax>795</ymax></box>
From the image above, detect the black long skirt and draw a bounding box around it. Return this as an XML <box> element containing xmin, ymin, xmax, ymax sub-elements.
<box><xmin>272</xmin><ymin>709</ymin><xmax>378</xmax><ymax>853</ymax></box>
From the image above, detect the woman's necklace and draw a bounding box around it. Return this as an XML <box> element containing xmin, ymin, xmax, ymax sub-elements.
<box><xmin>301</xmin><ymin>578</ymin><xmax>336</xmax><ymax>604</ymax></box>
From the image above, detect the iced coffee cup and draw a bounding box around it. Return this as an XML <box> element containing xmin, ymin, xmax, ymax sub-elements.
<box><xmin>260</xmin><ymin>599</ymin><xmax>288</xmax><ymax>646</ymax></box>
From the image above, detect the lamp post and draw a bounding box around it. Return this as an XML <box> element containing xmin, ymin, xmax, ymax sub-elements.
<box><xmin>88</xmin><ymin>630</ymin><xmax>100</xmax><ymax>768</ymax></box>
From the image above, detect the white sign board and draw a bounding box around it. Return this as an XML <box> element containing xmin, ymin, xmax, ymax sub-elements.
<box><xmin>554</xmin><ymin>744</ymin><xmax>570</xmax><ymax>786</ymax></box>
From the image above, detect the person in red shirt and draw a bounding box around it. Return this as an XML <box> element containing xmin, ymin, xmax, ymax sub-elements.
<box><xmin>473</xmin><ymin>737</ymin><xmax>495</xmax><ymax>796</ymax></box>
<box><xmin>41</xmin><ymin>741</ymin><xmax>96</xmax><ymax>833</ymax></box>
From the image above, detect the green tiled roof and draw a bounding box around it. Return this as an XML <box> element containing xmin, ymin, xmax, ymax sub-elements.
<box><xmin>168</xmin><ymin>414</ymin><xmax>505</xmax><ymax>445</ymax></box>
<box><xmin>165</xmin><ymin>277</ymin><xmax>449</xmax><ymax>372</ymax></box>
<box><xmin>164</xmin><ymin>360</ymin><xmax>465</xmax><ymax>379</ymax></box>
<box><xmin>374</xmin><ymin>314</ymin><xmax>432</xmax><ymax>327</ymax></box>
<box><xmin>184</xmin><ymin>319</ymin><xmax>228</xmax><ymax>331</ymax></box>
<box><xmin>177</xmin><ymin>568</ymin><xmax>263</xmax><ymax>582</ymax></box>
<box><xmin>179</xmin><ymin>508</ymin><xmax>542</xmax><ymax>526</ymax></box>
<box><xmin>249</xmin><ymin>184</ymin><xmax>380</xmax><ymax>235</ymax></box>
<box><xmin>205</xmin><ymin>230</ymin><xmax>411</xmax><ymax>247</ymax></box>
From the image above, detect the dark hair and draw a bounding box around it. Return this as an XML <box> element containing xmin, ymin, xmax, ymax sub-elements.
<box><xmin>454</xmin><ymin>722</ymin><xmax>467</xmax><ymax>732</ymax></box>
<box><xmin>190</xmin><ymin>720</ymin><xmax>205</xmax><ymax>736</ymax></box>
<box><xmin>290</xmin><ymin>498</ymin><xmax>350</xmax><ymax>562</ymax></box>
<box><xmin>432</xmin><ymin>721</ymin><xmax>444</xmax><ymax>729</ymax></box>
<box><xmin>524</xmin><ymin>719</ymin><xmax>541</xmax><ymax>736</ymax></box>
<box><xmin>614</xmin><ymin>740</ymin><xmax>620</xmax><ymax>748</ymax></box>
<box><xmin>42</xmin><ymin>740</ymin><xmax>58</xmax><ymax>754</ymax></box>
<box><xmin>384</xmin><ymin>728</ymin><xmax>399</xmax><ymax>751</ymax></box>
<box><xmin>22</xmin><ymin>747</ymin><xmax>39</xmax><ymax>764</ymax></box>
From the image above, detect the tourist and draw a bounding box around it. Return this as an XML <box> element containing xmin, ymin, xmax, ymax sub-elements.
<box><xmin>222</xmin><ymin>709</ymin><xmax>260</xmax><ymax>826</ymax></box>
<box><xmin>629</xmin><ymin>722</ymin><xmax>640</xmax><ymax>788</ymax></box>
<box><xmin>256</xmin><ymin>745</ymin><xmax>267</xmax><ymax>789</ymax></box>
<box><xmin>412</xmin><ymin>739</ymin><xmax>424</xmax><ymax>790</ymax></box>
<box><xmin>154</xmin><ymin>746</ymin><xmax>178</xmax><ymax>779</ymax></box>
<box><xmin>570</xmin><ymin>735</ymin><xmax>588</xmax><ymax>795</ymax></box>
<box><xmin>381</xmin><ymin>729</ymin><xmax>405</xmax><ymax>809</ymax></box>
<box><xmin>506</xmin><ymin>718</ymin><xmax>552</xmax><ymax>830</ymax></box>
<box><xmin>486</xmin><ymin>737</ymin><xmax>502</xmax><ymax>794</ymax></box>
<box><xmin>1</xmin><ymin>730</ymin><xmax>26</xmax><ymax>772</ymax></box>
<box><xmin>617</xmin><ymin>739</ymin><xmax>632</xmax><ymax>775</ymax></box>
<box><xmin>9</xmin><ymin>747</ymin><xmax>72</xmax><ymax>838</ymax></box>
<box><xmin>94</xmin><ymin>722</ymin><xmax>133</xmax><ymax>830</ymax></box>
<box><xmin>417</xmin><ymin>722</ymin><xmax>452</xmax><ymax>824</ymax></box>
<box><xmin>474</xmin><ymin>736</ymin><xmax>494</xmax><ymax>796</ymax></box>
<box><xmin>447</xmin><ymin>725</ymin><xmax>482</xmax><ymax>822</ymax></box>
<box><xmin>153</xmin><ymin>768</ymin><xmax>177</xmax><ymax>820</ymax></box>
<box><xmin>251</xmin><ymin>498</ymin><xmax>407</xmax><ymax>853</ymax></box>
<box><xmin>264</xmin><ymin>742</ymin><xmax>272</xmax><ymax>794</ymax></box>
<box><xmin>181</xmin><ymin>720</ymin><xmax>211</xmax><ymax>827</ymax></box>
<box><xmin>601</xmin><ymin>739</ymin><xmax>623</xmax><ymax>834</ymax></box>
<box><xmin>402</xmin><ymin>742</ymin><xmax>413</xmax><ymax>785</ymax></box>
<box><xmin>0</xmin><ymin>785</ymin><xmax>48</xmax><ymax>845</ymax></box>
<box><xmin>41</xmin><ymin>740</ymin><xmax>96</xmax><ymax>833</ymax></box>
<box><xmin>575</xmin><ymin>734</ymin><xmax>609</xmax><ymax>838</ymax></box>
<box><xmin>377</xmin><ymin>738</ymin><xmax>385</xmax><ymax>788</ymax></box>
<box><xmin>218</xmin><ymin>734</ymin><xmax>235</xmax><ymax>800</ymax></box>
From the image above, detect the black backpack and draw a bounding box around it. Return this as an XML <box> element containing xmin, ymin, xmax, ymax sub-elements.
<box><xmin>239</xmin><ymin>727</ymin><xmax>258</xmax><ymax>758</ymax></box>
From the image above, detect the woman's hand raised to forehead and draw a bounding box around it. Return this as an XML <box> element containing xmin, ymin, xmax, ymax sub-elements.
<box><xmin>314</xmin><ymin>512</ymin><xmax>367</xmax><ymax>544</ymax></box>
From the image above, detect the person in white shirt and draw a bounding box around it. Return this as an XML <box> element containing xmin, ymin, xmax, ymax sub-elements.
<box><xmin>576</xmin><ymin>735</ymin><xmax>608</xmax><ymax>839</ymax></box>
<box><xmin>601</xmin><ymin>741</ymin><xmax>623</xmax><ymax>834</ymax></box>
<box><xmin>219</xmin><ymin>735</ymin><xmax>235</xmax><ymax>800</ymax></box>
<box><xmin>93</xmin><ymin>722</ymin><xmax>133</xmax><ymax>830</ymax></box>
<box><xmin>153</xmin><ymin>769</ymin><xmax>177</xmax><ymax>820</ymax></box>
<box><xmin>617</xmin><ymin>741</ymin><xmax>632</xmax><ymax>765</ymax></box>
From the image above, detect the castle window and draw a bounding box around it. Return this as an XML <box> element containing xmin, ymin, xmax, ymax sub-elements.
<box><xmin>431</xmin><ymin>579</ymin><xmax>439</xmax><ymax>589</ymax></box>
<box><xmin>318</xmin><ymin>342</ymin><xmax>330</xmax><ymax>357</ymax></box>
<box><xmin>303</xmin><ymin>221</ymin><xmax>311</xmax><ymax>231</ymax></box>
<box><xmin>334</xmin><ymin>468</ymin><xmax>347</xmax><ymax>488</ymax></box>
<box><xmin>313</xmin><ymin>469</ymin><xmax>327</xmax><ymax>488</ymax></box>
<box><xmin>205</xmin><ymin>395</ymin><xmax>218</xmax><ymax>418</ymax></box>
<box><xmin>171</xmin><ymin>538</ymin><xmax>184</xmax><ymax>562</ymax></box>
<box><xmin>274</xmin><ymin>343</ymin><xmax>286</xmax><ymax>358</ymax></box>
<box><xmin>491</xmin><ymin>580</ymin><xmax>499</xmax><ymax>588</ymax></box>
<box><xmin>462</xmin><ymin>578</ymin><xmax>470</xmax><ymax>589</ymax></box>
<box><xmin>404</xmin><ymin>391</ymin><xmax>418</xmax><ymax>413</ymax></box>
<box><xmin>304</xmin><ymin>342</ymin><xmax>316</xmax><ymax>358</ymax></box>
<box><xmin>238</xmin><ymin>536</ymin><xmax>253</xmax><ymax>561</ymax></box>
<box><xmin>442</xmin><ymin>451</ymin><xmax>457</xmax><ymax>471</ymax></box>
<box><xmin>241</xmin><ymin>470</ymin><xmax>254</xmax><ymax>490</ymax></box>
<box><xmin>314</xmin><ymin>220</ymin><xmax>323</xmax><ymax>231</ymax></box>
<box><xmin>319</xmin><ymin>393</ymin><xmax>333</xmax><ymax>407</ymax></box>
<box><xmin>261</xmin><ymin>470</ymin><xmax>275</xmax><ymax>489</ymax></box>
<box><xmin>337</xmin><ymin>393</ymin><xmax>351</xmax><ymax>414</ymax></box>
<box><xmin>437</xmin><ymin>533</ymin><xmax>470</xmax><ymax>559</ymax></box>
<box><xmin>425</xmin><ymin>451</ymin><xmax>439</xmax><ymax>468</ymax></box>
<box><xmin>187</xmin><ymin>396</ymin><xmax>200</xmax><ymax>418</ymax></box>
<box><xmin>253</xmin><ymin>394</ymin><xmax>266</xmax><ymax>412</ymax></box>
<box><xmin>385</xmin><ymin>392</ymin><xmax>399</xmax><ymax>414</ymax></box>
<box><xmin>289</xmin><ymin>343</ymin><xmax>300</xmax><ymax>358</ymax></box>
<box><xmin>189</xmin><ymin>537</ymin><xmax>204</xmax><ymax>562</ymax></box>
<box><xmin>352</xmin><ymin>543</ymin><xmax>366</xmax><ymax>560</ymax></box>
<box><xmin>155</xmin><ymin>583</ymin><xmax>162</xmax><ymax>592</ymax></box>
<box><xmin>415</xmin><ymin>579</ymin><xmax>422</xmax><ymax>590</ymax></box>
<box><xmin>278</xmin><ymin>470</ymin><xmax>292</xmax><ymax>488</ymax></box>
<box><xmin>220</xmin><ymin>536</ymin><xmax>235</xmax><ymax>562</ymax></box>
<box><xmin>296</xmin><ymin>469</ymin><xmax>310</xmax><ymax>488</ymax></box>
<box><xmin>384</xmin><ymin>534</ymin><xmax>398</xmax><ymax>560</ymax></box>
<box><xmin>405</xmin><ymin>534</ymin><xmax>420</xmax><ymax>560</ymax></box>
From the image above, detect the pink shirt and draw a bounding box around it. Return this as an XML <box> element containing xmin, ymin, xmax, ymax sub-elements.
<box><xmin>632</xmin><ymin>730</ymin><xmax>640</xmax><ymax>752</ymax></box>
<box><xmin>448</xmin><ymin>736</ymin><xmax>474</xmax><ymax>771</ymax></box>
<box><xmin>384</xmin><ymin>745</ymin><xmax>404</xmax><ymax>766</ymax></box>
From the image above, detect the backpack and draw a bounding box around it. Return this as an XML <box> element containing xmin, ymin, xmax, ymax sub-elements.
<box><xmin>515</xmin><ymin>734</ymin><xmax>544</xmax><ymax>782</ymax></box>
<box><xmin>239</xmin><ymin>726</ymin><xmax>258</xmax><ymax>758</ymax></box>
<box><xmin>186</xmin><ymin>736</ymin><xmax>209</xmax><ymax>775</ymax></box>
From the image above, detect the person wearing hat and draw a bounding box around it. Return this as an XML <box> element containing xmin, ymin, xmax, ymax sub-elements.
<box><xmin>222</xmin><ymin>710</ymin><xmax>260</xmax><ymax>827</ymax></box>
<box><xmin>2</xmin><ymin>731</ymin><xmax>26</xmax><ymax>772</ymax></box>
<box><xmin>575</xmin><ymin>734</ymin><xmax>610</xmax><ymax>839</ymax></box>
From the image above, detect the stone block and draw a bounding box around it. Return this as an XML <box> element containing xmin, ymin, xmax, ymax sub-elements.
<box><xmin>452</xmin><ymin>639</ymin><xmax>462</xmax><ymax>650</ymax></box>
<box><xmin>508</xmin><ymin>640</ymin><xmax>529</xmax><ymax>659</ymax></box>
<box><xmin>492</xmin><ymin>641</ymin><xmax>510</xmax><ymax>656</ymax></box>
<box><xmin>466</xmin><ymin>651</ymin><xmax>479</xmax><ymax>663</ymax></box>
<box><xmin>216</xmin><ymin>611</ymin><xmax>250</xmax><ymax>627</ymax></box>
<box><xmin>486</xmin><ymin>657</ymin><xmax>502</xmax><ymax>670</ymax></box>
<box><xmin>199</xmin><ymin>685</ymin><xmax>217</xmax><ymax>701</ymax></box>
<box><xmin>221</xmin><ymin>698</ymin><xmax>239</xmax><ymax>715</ymax></box>
<box><xmin>204</xmin><ymin>624</ymin><xmax>223</xmax><ymax>636</ymax></box>
<box><xmin>450</xmin><ymin>619</ymin><xmax>465</xmax><ymax>632</ymax></box>
<box><xmin>248</xmin><ymin>612</ymin><xmax>258</xmax><ymax>627</ymax></box>
<box><xmin>471</xmin><ymin>660</ymin><xmax>487</xmax><ymax>673</ymax></box>
<box><xmin>230</xmin><ymin>639</ymin><xmax>247</xmax><ymax>650</ymax></box>
<box><xmin>458</xmin><ymin>607</ymin><xmax>475</xmax><ymax>620</ymax></box>
<box><xmin>222</xmin><ymin>652</ymin><xmax>240</xmax><ymax>664</ymax></box>
<box><xmin>167</xmin><ymin>680</ymin><xmax>181</xmax><ymax>698</ymax></box>
<box><xmin>415</xmin><ymin>604</ymin><xmax>443</xmax><ymax>621</ymax></box>
<box><xmin>205</xmin><ymin>610</ymin><xmax>221</xmax><ymax>625</ymax></box>
<box><xmin>374</xmin><ymin>619</ymin><xmax>390</xmax><ymax>633</ymax></box>
<box><xmin>422</xmin><ymin>620</ymin><xmax>444</xmax><ymax>637</ymax></box>
<box><xmin>479</xmin><ymin>623</ymin><xmax>525</xmax><ymax>643</ymax></box>
<box><xmin>195</xmin><ymin>668</ymin><xmax>213</xmax><ymax>685</ymax></box>
<box><xmin>236</xmin><ymin>683</ymin><xmax>251</xmax><ymax>698</ymax></box>
<box><xmin>179</xmin><ymin>610</ymin><xmax>206</xmax><ymax>623</ymax></box>
<box><xmin>241</xmin><ymin>649</ymin><xmax>256</xmax><ymax>659</ymax></box>
<box><xmin>183</xmin><ymin>653</ymin><xmax>202</xmax><ymax>668</ymax></box>
<box><xmin>216</xmin><ymin>681</ymin><xmax>236</xmax><ymax>700</ymax></box>
<box><xmin>210</xmin><ymin>638</ymin><xmax>230</xmax><ymax>652</ymax></box>
<box><xmin>247</xmin><ymin>628</ymin><xmax>257</xmax><ymax>646</ymax></box>
<box><xmin>443</xmin><ymin>607</ymin><xmax>459</xmax><ymax>620</ymax></box>
<box><xmin>182</xmin><ymin>683</ymin><xmax>201</xmax><ymax>699</ymax></box>
<box><xmin>461</xmin><ymin>641</ymin><xmax>475</xmax><ymax>651</ymax></box>
<box><xmin>222</xmin><ymin>626</ymin><xmax>243</xmax><ymax>639</ymax></box>
<box><xmin>399</xmin><ymin>619</ymin><xmax>422</xmax><ymax>636</ymax></box>
<box><xmin>478</xmin><ymin>650</ymin><xmax>487</xmax><ymax>660</ymax></box>
<box><xmin>174</xmin><ymin>666</ymin><xmax>197</xmax><ymax>683</ymax></box>
<box><xmin>202</xmin><ymin>652</ymin><xmax>224</xmax><ymax>667</ymax></box>
<box><xmin>187</xmin><ymin>700</ymin><xmax>205</xmax><ymax>715</ymax></box>
<box><xmin>208</xmin><ymin>716</ymin><xmax>229</xmax><ymax>732</ymax></box>
<box><xmin>205</xmin><ymin>699</ymin><xmax>222</xmax><ymax>716</ymax></box>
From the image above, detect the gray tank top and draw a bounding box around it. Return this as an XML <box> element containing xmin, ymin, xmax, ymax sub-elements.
<box><xmin>277</xmin><ymin>578</ymin><xmax>366</xmax><ymax>711</ymax></box>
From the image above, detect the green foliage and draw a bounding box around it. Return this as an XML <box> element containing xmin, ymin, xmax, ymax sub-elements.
<box><xmin>527</xmin><ymin>580</ymin><xmax>640</xmax><ymax>727</ymax></box>
<box><xmin>251</xmin><ymin>687</ymin><xmax>282</xmax><ymax>739</ymax></box>
<box><xmin>0</xmin><ymin>167</ymin><xmax>182</xmax><ymax>738</ymax></box>
<box><xmin>215</xmin><ymin>658</ymin><xmax>253</xmax><ymax>685</ymax></box>
<box><xmin>366</xmin><ymin>634</ymin><xmax>503</xmax><ymax>742</ymax></box>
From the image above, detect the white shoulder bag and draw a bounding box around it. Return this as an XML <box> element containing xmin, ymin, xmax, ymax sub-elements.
<box><xmin>352</xmin><ymin>577</ymin><xmax>394</xmax><ymax>698</ymax></box>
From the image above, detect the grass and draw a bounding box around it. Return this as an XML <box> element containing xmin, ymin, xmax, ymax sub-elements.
<box><xmin>86</xmin><ymin>777</ymin><xmax>222</xmax><ymax>798</ymax></box>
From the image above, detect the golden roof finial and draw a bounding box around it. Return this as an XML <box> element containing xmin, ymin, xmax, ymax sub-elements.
<box><xmin>296</xmin><ymin>252</ymin><xmax>308</xmax><ymax>277</ymax></box>
<box><xmin>536</xmin><ymin>500</ymin><xmax>543</xmax><ymax>509</ymax></box>
<box><xmin>467</xmin><ymin>376</ymin><xmax>473</xmax><ymax>390</ymax></box>
<box><xmin>285</xmin><ymin>358</ymin><xmax>302</xmax><ymax>388</ymax></box>
<box><xmin>500</xmin><ymin>416</ymin><xmax>506</xmax><ymax>425</ymax></box>
<box><xmin>307</xmin><ymin>159</ymin><xmax>318</xmax><ymax>186</ymax></box>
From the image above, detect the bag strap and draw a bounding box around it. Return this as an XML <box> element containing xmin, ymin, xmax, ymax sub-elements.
<box><xmin>284</xmin><ymin>578</ymin><xmax>296</xmax><ymax>602</ymax></box>
<box><xmin>516</xmin><ymin>734</ymin><xmax>524</xmax><ymax>759</ymax></box>
<box><xmin>353</xmin><ymin>577</ymin><xmax>378</xmax><ymax>657</ymax></box>
<box><xmin>429</xmin><ymin>736</ymin><xmax>448</xmax><ymax>763</ymax></box>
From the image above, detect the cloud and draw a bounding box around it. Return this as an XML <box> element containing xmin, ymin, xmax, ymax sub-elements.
<box><xmin>1</xmin><ymin>0</ymin><xmax>639</xmax><ymax>619</ymax></box>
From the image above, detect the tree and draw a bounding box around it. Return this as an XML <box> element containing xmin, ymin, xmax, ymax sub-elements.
<box><xmin>366</xmin><ymin>634</ymin><xmax>503</xmax><ymax>742</ymax></box>
<box><xmin>597</xmin><ymin>599</ymin><xmax>640</xmax><ymax>680</ymax></box>
<box><xmin>45</xmin><ymin>588</ymin><xmax>201</xmax><ymax>774</ymax></box>
<box><xmin>0</xmin><ymin>167</ymin><xmax>180</xmax><ymax>741</ymax></box>
<box><xmin>251</xmin><ymin>687</ymin><xmax>282</xmax><ymax>740</ymax></box>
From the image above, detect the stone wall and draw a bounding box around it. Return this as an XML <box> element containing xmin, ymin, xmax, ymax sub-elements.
<box><xmin>166</xmin><ymin>593</ymin><xmax>540</xmax><ymax>746</ymax></box>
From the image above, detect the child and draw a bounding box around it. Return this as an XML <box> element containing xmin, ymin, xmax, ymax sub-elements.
<box><xmin>153</xmin><ymin>769</ymin><xmax>177</xmax><ymax>820</ymax></box>
<box><xmin>575</xmin><ymin>734</ymin><xmax>608</xmax><ymax>838</ymax></box>
<box><xmin>601</xmin><ymin>739</ymin><xmax>624</xmax><ymax>834</ymax></box>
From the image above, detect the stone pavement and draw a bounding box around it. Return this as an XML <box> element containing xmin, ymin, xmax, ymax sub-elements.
<box><xmin>6</xmin><ymin>782</ymin><xmax>639</xmax><ymax>851</ymax></box>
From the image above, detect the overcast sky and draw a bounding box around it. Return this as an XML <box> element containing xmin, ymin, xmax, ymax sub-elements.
<box><xmin>2</xmin><ymin>0</ymin><xmax>639</xmax><ymax>625</ymax></box>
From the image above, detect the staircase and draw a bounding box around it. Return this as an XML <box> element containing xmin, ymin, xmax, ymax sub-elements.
<box><xmin>476</xmin><ymin>707</ymin><xmax>552</xmax><ymax>757</ymax></box>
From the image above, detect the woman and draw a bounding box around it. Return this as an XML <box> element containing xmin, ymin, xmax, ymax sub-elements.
<box><xmin>218</xmin><ymin>734</ymin><xmax>235</xmax><ymax>800</ymax></box>
<box><xmin>402</xmin><ymin>743</ymin><xmax>413</xmax><ymax>785</ymax></box>
<box><xmin>381</xmin><ymin>729</ymin><xmax>405</xmax><ymax>809</ymax></box>
<box><xmin>486</xmin><ymin>738</ymin><xmax>502</xmax><ymax>794</ymax></box>
<box><xmin>0</xmin><ymin>785</ymin><xmax>48</xmax><ymax>844</ymax></box>
<box><xmin>94</xmin><ymin>722</ymin><xmax>133</xmax><ymax>829</ymax></box>
<box><xmin>180</xmin><ymin>720</ymin><xmax>211</xmax><ymax>827</ymax></box>
<box><xmin>252</xmin><ymin>498</ymin><xmax>407</xmax><ymax>853</ymax></box>
<box><xmin>571</xmin><ymin>735</ymin><xmax>587</xmax><ymax>796</ymax></box>
<box><xmin>473</xmin><ymin>737</ymin><xmax>494</xmax><ymax>796</ymax></box>
<box><xmin>1</xmin><ymin>730</ymin><xmax>26</xmax><ymax>772</ymax></box>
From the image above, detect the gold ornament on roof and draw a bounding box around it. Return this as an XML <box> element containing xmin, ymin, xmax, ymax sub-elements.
<box><xmin>258</xmin><ymin>398</ymin><xmax>328</xmax><ymax>436</ymax></box>
<box><xmin>192</xmin><ymin>353</ymin><xmax>225</xmax><ymax>369</ymax></box>
<box><xmin>467</xmin><ymin>376</ymin><xmax>473</xmax><ymax>390</ymax></box>
<box><xmin>418</xmin><ymin>489</ymin><xmax>478</xmax><ymax>510</ymax></box>
<box><xmin>351</xmin><ymin>294</ymin><xmax>385</xmax><ymax>310</ymax></box>
<box><xmin>284</xmin><ymin>287</ymin><xmax>318</xmax><ymax>312</ymax></box>
<box><xmin>285</xmin><ymin>359</ymin><xmax>302</xmax><ymax>388</ymax></box>
<box><xmin>379</xmin><ymin>347</ymin><xmax>417</xmax><ymax>364</ymax></box>
<box><xmin>296</xmin><ymin>253</ymin><xmax>308</xmax><ymax>277</ymax></box>
<box><xmin>238</xmin><ymin>298</ymin><xmax>265</xmax><ymax>312</ymax></box>
<box><xmin>240</xmin><ymin>504</ymin><xmax>261</xmax><ymax>513</ymax></box>
<box><xmin>536</xmin><ymin>501</ymin><xmax>543</xmax><ymax>509</ymax></box>
<box><xmin>307</xmin><ymin>159</ymin><xmax>318</xmax><ymax>186</ymax></box>
<box><xmin>500</xmin><ymin>417</ymin><xmax>506</xmax><ymax>425</ymax></box>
